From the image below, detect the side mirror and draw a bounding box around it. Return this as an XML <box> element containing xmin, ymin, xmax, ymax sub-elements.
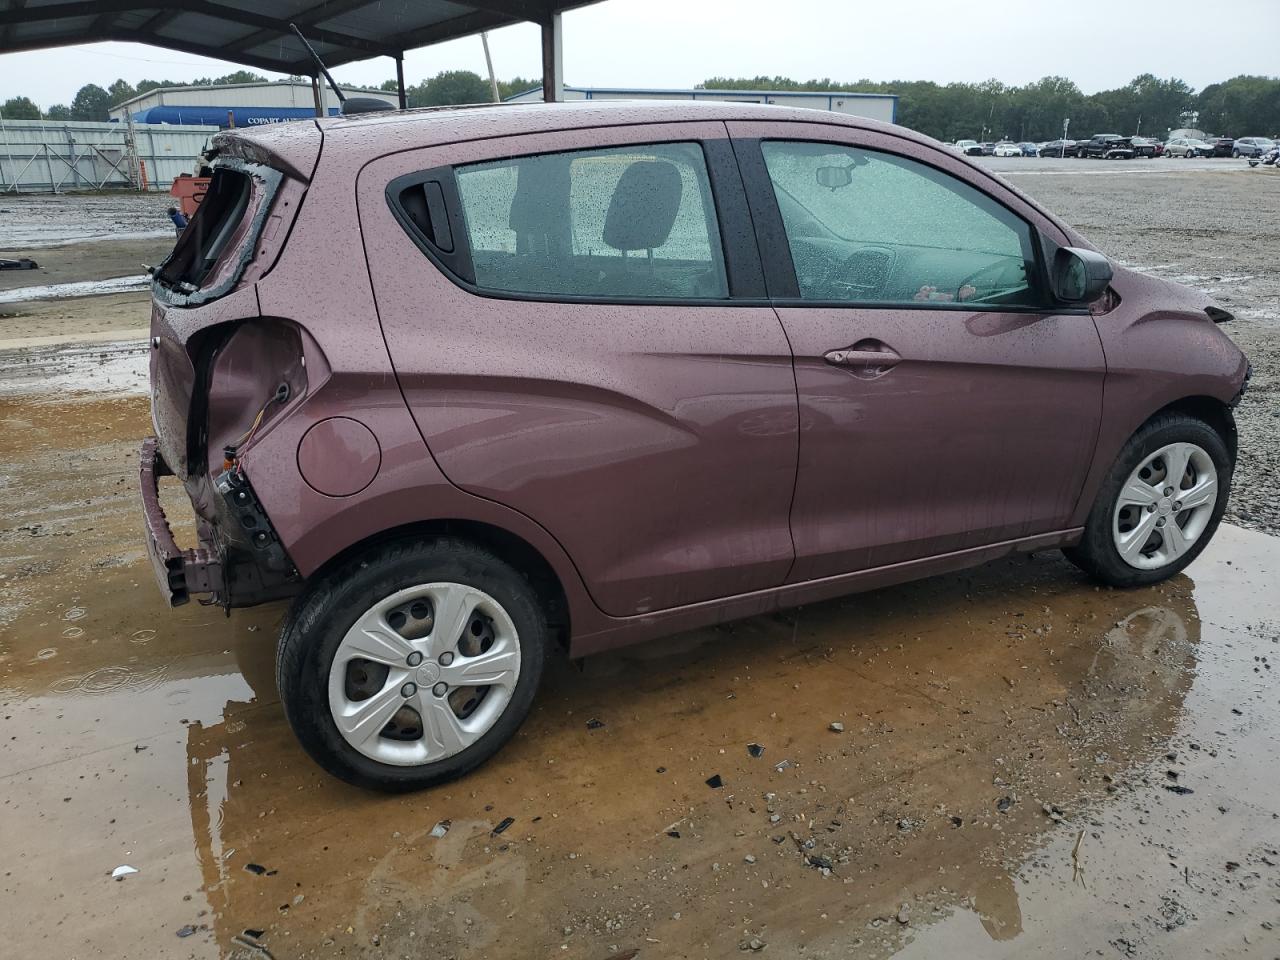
<box><xmin>1051</xmin><ymin>246</ymin><xmax>1112</xmax><ymax>303</ymax></box>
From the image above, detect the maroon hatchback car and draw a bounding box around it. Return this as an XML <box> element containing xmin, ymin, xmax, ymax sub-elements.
<box><xmin>142</xmin><ymin>101</ymin><xmax>1249</xmax><ymax>790</ymax></box>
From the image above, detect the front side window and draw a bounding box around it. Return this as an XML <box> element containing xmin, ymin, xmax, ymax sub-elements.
<box><xmin>453</xmin><ymin>142</ymin><xmax>728</xmax><ymax>300</ymax></box>
<box><xmin>760</xmin><ymin>141</ymin><xmax>1040</xmax><ymax>307</ymax></box>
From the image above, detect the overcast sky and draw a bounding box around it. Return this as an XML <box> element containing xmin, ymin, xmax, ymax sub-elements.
<box><xmin>2</xmin><ymin>0</ymin><xmax>1276</xmax><ymax>109</ymax></box>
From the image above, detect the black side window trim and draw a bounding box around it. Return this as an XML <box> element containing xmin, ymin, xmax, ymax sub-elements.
<box><xmin>386</xmin><ymin>166</ymin><xmax>476</xmax><ymax>284</ymax></box>
<box><xmin>733</xmin><ymin>136</ymin><xmax>1062</xmax><ymax>313</ymax></box>
<box><xmin>383</xmin><ymin>137</ymin><xmax>767</xmax><ymax>305</ymax></box>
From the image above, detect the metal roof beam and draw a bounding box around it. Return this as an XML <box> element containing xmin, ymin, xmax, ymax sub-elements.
<box><xmin>0</xmin><ymin>0</ymin><xmax>27</xmax><ymax>46</ymax></box>
<box><xmin>0</xmin><ymin>1</ymin><xmax>399</xmax><ymax>57</ymax></box>
<box><xmin>221</xmin><ymin>0</ymin><xmax>378</xmax><ymax>55</ymax></box>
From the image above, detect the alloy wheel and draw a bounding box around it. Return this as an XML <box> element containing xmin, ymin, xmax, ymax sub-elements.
<box><xmin>327</xmin><ymin>582</ymin><xmax>522</xmax><ymax>766</ymax></box>
<box><xmin>1112</xmin><ymin>442</ymin><xmax>1218</xmax><ymax>570</ymax></box>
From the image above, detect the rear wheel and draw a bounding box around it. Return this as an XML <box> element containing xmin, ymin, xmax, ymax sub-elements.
<box><xmin>1065</xmin><ymin>414</ymin><xmax>1231</xmax><ymax>587</ymax></box>
<box><xmin>277</xmin><ymin>537</ymin><xmax>548</xmax><ymax>791</ymax></box>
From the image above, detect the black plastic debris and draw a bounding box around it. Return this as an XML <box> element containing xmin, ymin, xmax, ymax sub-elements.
<box><xmin>656</xmin><ymin>766</ymin><xmax>667</xmax><ymax>774</ymax></box>
<box><xmin>666</xmin><ymin>830</ymin><xmax>680</xmax><ymax>838</ymax></box>
<box><xmin>1164</xmin><ymin>784</ymin><xmax>1194</xmax><ymax>795</ymax></box>
<box><xmin>243</xmin><ymin>863</ymin><xmax>275</xmax><ymax>876</ymax></box>
<box><xmin>747</xmin><ymin>743</ymin><xmax>765</xmax><ymax>758</ymax></box>
<box><xmin>705</xmin><ymin>774</ymin><xmax>724</xmax><ymax>789</ymax></box>
<box><xmin>492</xmin><ymin>817</ymin><xmax>515</xmax><ymax>836</ymax></box>
<box><xmin>243</xmin><ymin>929</ymin><xmax>265</xmax><ymax>939</ymax></box>
<box><xmin>0</xmin><ymin>257</ymin><xmax>38</xmax><ymax>271</ymax></box>
<box><xmin>950</xmin><ymin>816</ymin><xmax>963</xmax><ymax>828</ymax></box>
<box><xmin>807</xmin><ymin>854</ymin><xmax>833</xmax><ymax>870</ymax></box>
<box><xmin>996</xmin><ymin>796</ymin><xmax>1014</xmax><ymax>813</ymax></box>
<box><xmin>586</xmin><ymin>718</ymin><xmax>605</xmax><ymax>729</ymax></box>
<box><xmin>176</xmin><ymin>925</ymin><xmax>197</xmax><ymax>938</ymax></box>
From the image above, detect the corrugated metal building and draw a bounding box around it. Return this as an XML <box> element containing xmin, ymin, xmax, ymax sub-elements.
<box><xmin>109</xmin><ymin>81</ymin><xmax>398</xmax><ymax>128</ymax></box>
<box><xmin>0</xmin><ymin>118</ymin><xmax>213</xmax><ymax>192</ymax></box>
<box><xmin>505</xmin><ymin>85</ymin><xmax>898</xmax><ymax>123</ymax></box>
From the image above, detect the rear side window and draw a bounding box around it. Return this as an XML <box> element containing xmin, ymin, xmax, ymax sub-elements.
<box><xmin>156</xmin><ymin>167</ymin><xmax>252</xmax><ymax>292</ymax></box>
<box><xmin>452</xmin><ymin>142</ymin><xmax>728</xmax><ymax>300</ymax></box>
<box><xmin>760</xmin><ymin>141</ymin><xmax>1040</xmax><ymax>307</ymax></box>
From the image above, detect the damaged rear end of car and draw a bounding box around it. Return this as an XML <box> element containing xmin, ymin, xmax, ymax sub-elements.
<box><xmin>142</xmin><ymin>122</ymin><xmax>319</xmax><ymax>608</ymax></box>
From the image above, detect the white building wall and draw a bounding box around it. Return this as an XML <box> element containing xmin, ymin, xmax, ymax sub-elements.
<box><xmin>0</xmin><ymin>119</ymin><xmax>214</xmax><ymax>192</ymax></box>
<box><xmin>109</xmin><ymin>82</ymin><xmax>396</xmax><ymax>121</ymax></box>
<box><xmin>506</xmin><ymin>86</ymin><xmax>898</xmax><ymax>123</ymax></box>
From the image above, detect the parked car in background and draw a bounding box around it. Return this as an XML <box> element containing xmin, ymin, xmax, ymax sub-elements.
<box><xmin>1040</xmin><ymin>139</ymin><xmax>1075</xmax><ymax>158</ymax></box>
<box><xmin>993</xmin><ymin>141</ymin><xmax>1022</xmax><ymax>157</ymax></box>
<box><xmin>1232</xmin><ymin>137</ymin><xmax>1275</xmax><ymax>158</ymax></box>
<box><xmin>1017</xmin><ymin>141</ymin><xmax>1039</xmax><ymax>156</ymax></box>
<box><xmin>1165</xmin><ymin>137</ymin><xmax>1213</xmax><ymax>158</ymax></box>
<box><xmin>1205</xmin><ymin>136</ymin><xmax>1235</xmax><ymax>157</ymax></box>
<box><xmin>954</xmin><ymin>139</ymin><xmax>979</xmax><ymax>154</ymax></box>
<box><xmin>140</xmin><ymin>100</ymin><xmax>1249</xmax><ymax>791</ymax></box>
<box><xmin>1130</xmin><ymin>137</ymin><xmax>1161</xmax><ymax>158</ymax></box>
<box><xmin>1076</xmin><ymin>135</ymin><xmax>1135</xmax><ymax>159</ymax></box>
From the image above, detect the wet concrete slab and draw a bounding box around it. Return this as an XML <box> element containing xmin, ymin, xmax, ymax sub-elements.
<box><xmin>2</xmin><ymin>396</ymin><xmax>1279</xmax><ymax>960</ymax></box>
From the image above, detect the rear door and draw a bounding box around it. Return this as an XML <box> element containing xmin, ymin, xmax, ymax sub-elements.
<box><xmin>357</xmin><ymin>122</ymin><xmax>799</xmax><ymax>617</ymax></box>
<box><xmin>727</xmin><ymin>121</ymin><xmax>1105</xmax><ymax>580</ymax></box>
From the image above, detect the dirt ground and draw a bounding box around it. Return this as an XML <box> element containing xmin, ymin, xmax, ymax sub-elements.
<box><xmin>2</xmin><ymin>165</ymin><xmax>1279</xmax><ymax>960</ymax></box>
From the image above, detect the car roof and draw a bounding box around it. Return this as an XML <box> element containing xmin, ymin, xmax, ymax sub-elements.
<box><xmin>312</xmin><ymin>99</ymin><xmax>925</xmax><ymax>158</ymax></box>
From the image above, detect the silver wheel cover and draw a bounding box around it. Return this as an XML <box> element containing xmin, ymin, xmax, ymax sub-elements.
<box><xmin>327</xmin><ymin>582</ymin><xmax>521</xmax><ymax>766</ymax></box>
<box><xmin>1112</xmin><ymin>442</ymin><xmax>1218</xmax><ymax>570</ymax></box>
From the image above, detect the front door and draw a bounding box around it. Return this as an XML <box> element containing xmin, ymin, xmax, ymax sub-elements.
<box><xmin>358</xmin><ymin>123</ymin><xmax>798</xmax><ymax>616</ymax></box>
<box><xmin>728</xmin><ymin>122</ymin><xmax>1106</xmax><ymax>580</ymax></box>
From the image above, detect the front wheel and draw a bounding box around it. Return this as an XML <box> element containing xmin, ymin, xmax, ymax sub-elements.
<box><xmin>1065</xmin><ymin>413</ymin><xmax>1231</xmax><ymax>587</ymax></box>
<box><xmin>277</xmin><ymin>537</ymin><xmax>548</xmax><ymax>791</ymax></box>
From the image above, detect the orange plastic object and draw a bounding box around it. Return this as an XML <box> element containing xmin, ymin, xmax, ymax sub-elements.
<box><xmin>170</xmin><ymin>174</ymin><xmax>211</xmax><ymax>219</ymax></box>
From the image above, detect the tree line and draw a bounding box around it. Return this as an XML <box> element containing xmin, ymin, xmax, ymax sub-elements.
<box><xmin>701</xmin><ymin>74</ymin><xmax>1280</xmax><ymax>141</ymax></box>
<box><xmin>4</xmin><ymin>70</ymin><xmax>1277</xmax><ymax>142</ymax></box>
<box><xmin>0</xmin><ymin>69</ymin><xmax>535</xmax><ymax>122</ymax></box>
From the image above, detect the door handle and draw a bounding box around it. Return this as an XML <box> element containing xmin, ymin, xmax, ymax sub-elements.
<box><xmin>823</xmin><ymin>347</ymin><xmax>901</xmax><ymax>370</ymax></box>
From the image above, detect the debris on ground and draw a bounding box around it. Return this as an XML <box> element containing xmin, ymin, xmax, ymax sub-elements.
<box><xmin>828</xmin><ymin>721</ymin><xmax>844</xmax><ymax>733</ymax></box>
<box><xmin>110</xmin><ymin>865</ymin><xmax>138</xmax><ymax>880</ymax></box>
<box><xmin>705</xmin><ymin>774</ymin><xmax>724</xmax><ymax>789</ymax></box>
<box><xmin>176</xmin><ymin>924</ymin><xmax>197</xmax><ymax>938</ymax></box>
<box><xmin>586</xmin><ymin>717</ymin><xmax>605</xmax><ymax>729</ymax></box>
<box><xmin>747</xmin><ymin>742</ymin><xmax>765</xmax><ymax>758</ymax></box>
<box><xmin>243</xmin><ymin>863</ymin><xmax>276</xmax><ymax>876</ymax></box>
<box><xmin>492</xmin><ymin>817</ymin><xmax>515</xmax><ymax>835</ymax></box>
<box><xmin>429</xmin><ymin>820</ymin><xmax>451</xmax><ymax>838</ymax></box>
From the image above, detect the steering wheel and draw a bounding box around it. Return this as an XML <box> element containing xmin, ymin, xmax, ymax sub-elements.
<box><xmin>954</xmin><ymin>258</ymin><xmax>1026</xmax><ymax>303</ymax></box>
<box><xmin>825</xmin><ymin>247</ymin><xmax>895</xmax><ymax>299</ymax></box>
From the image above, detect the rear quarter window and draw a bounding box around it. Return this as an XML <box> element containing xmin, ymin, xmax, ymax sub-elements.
<box><xmin>154</xmin><ymin>162</ymin><xmax>280</xmax><ymax>305</ymax></box>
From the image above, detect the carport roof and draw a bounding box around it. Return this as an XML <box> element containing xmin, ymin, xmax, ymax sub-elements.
<box><xmin>0</xmin><ymin>1</ymin><xmax>599</xmax><ymax>75</ymax></box>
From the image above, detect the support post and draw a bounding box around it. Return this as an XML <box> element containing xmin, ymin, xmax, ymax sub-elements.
<box><xmin>311</xmin><ymin>74</ymin><xmax>324</xmax><ymax>117</ymax></box>
<box><xmin>541</xmin><ymin>11</ymin><xmax>563</xmax><ymax>103</ymax></box>
<box><xmin>395</xmin><ymin>55</ymin><xmax>407</xmax><ymax>109</ymax></box>
<box><xmin>481</xmin><ymin>32</ymin><xmax>500</xmax><ymax>103</ymax></box>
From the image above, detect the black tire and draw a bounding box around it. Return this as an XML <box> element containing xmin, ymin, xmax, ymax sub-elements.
<box><xmin>276</xmin><ymin>536</ymin><xmax>549</xmax><ymax>791</ymax></box>
<box><xmin>1064</xmin><ymin>413</ymin><xmax>1232</xmax><ymax>587</ymax></box>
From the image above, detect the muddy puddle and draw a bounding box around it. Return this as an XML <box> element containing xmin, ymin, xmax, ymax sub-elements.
<box><xmin>0</xmin><ymin>338</ymin><xmax>147</xmax><ymax>396</ymax></box>
<box><xmin>0</xmin><ymin>274</ymin><xmax>149</xmax><ymax>304</ymax></box>
<box><xmin>1</xmin><ymin>394</ymin><xmax>1278</xmax><ymax>959</ymax></box>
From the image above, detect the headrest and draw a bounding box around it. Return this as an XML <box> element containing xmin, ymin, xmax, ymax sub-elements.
<box><xmin>603</xmin><ymin>160</ymin><xmax>683</xmax><ymax>252</ymax></box>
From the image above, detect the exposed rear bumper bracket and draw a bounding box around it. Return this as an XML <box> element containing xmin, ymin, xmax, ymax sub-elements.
<box><xmin>140</xmin><ymin>437</ymin><xmax>225</xmax><ymax>606</ymax></box>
